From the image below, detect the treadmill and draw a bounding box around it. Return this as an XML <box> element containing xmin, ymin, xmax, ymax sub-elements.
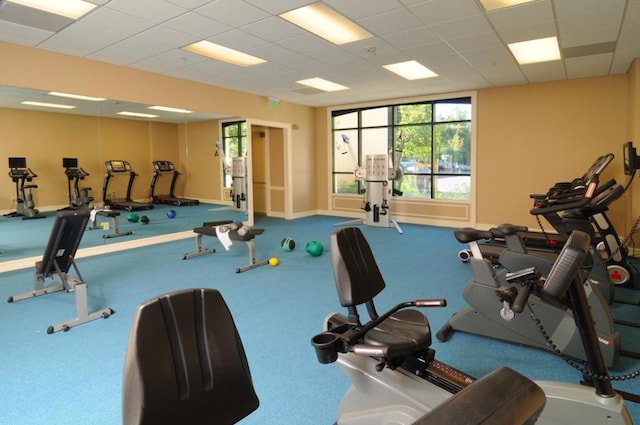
<box><xmin>149</xmin><ymin>160</ymin><xmax>199</xmax><ymax>206</ymax></box>
<box><xmin>102</xmin><ymin>160</ymin><xmax>153</xmax><ymax>211</ymax></box>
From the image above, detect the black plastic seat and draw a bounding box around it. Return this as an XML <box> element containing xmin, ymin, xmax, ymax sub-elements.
<box><xmin>122</xmin><ymin>288</ymin><xmax>259</xmax><ymax>425</ymax></box>
<box><xmin>331</xmin><ymin>227</ymin><xmax>431</xmax><ymax>360</ymax></box>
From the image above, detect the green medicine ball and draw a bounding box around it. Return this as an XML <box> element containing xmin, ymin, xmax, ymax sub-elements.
<box><xmin>127</xmin><ymin>212</ymin><xmax>140</xmax><ymax>222</ymax></box>
<box><xmin>281</xmin><ymin>237</ymin><xmax>296</xmax><ymax>252</ymax></box>
<box><xmin>305</xmin><ymin>240</ymin><xmax>324</xmax><ymax>257</ymax></box>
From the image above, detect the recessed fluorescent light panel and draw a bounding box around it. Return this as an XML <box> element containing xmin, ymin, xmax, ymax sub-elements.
<box><xmin>148</xmin><ymin>106</ymin><xmax>193</xmax><ymax>114</ymax></box>
<box><xmin>383</xmin><ymin>61</ymin><xmax>438</xmax><ymax>80</ymax></box>
<box><xmin>183</xmin><ymin>41</ymin><xmax>266</xmax><ymax>67</ymax></box>
<box><xmin>508</xmin><ymin>36</ymin><xmax>561</xmax><ymax>64</ymax></box>
<box><xmin>48</xmin><ymin>91</ymin><xmax>106</xmax><ymax>102</ymax></box>
<box><xmin>117</xmin><ymin>111</ymin><xmax>159</xmax><ymax>118</ymax></box>
<box><xmin>21</xmin><ymin>101</ymin><xmax>76</xmax><ymax>110</ymax></box>
<box><xmin>479</xmin><ymin>0</ymin><xmax>536</xmax><ymax>11</ymax></box>
<box><xmin>296</xmin><ymin>78</ymin><xmax>349</xmax><ymax>92</ymax></box>
<box><xmin>280</xmin><ymin>3</ymin><xmax>372</xmax><ymax>45</ymax></box>
<box><xmin>8</xmin><ymin>0</ymin><xmax>96</xmax><ymax>19</ymax></box>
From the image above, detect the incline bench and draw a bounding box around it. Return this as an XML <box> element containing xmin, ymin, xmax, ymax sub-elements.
<box><xmin>7</xmin><ymin>210</ymin><xmax>114</xmax><ymax>333</ymax></box>
<box><xmin>183</xmin><ymin>221</ymin><xmax>269</xmax><ymax>273</ymax></box>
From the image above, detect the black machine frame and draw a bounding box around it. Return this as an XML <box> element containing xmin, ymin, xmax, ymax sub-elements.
<box><xmin>102</xmin><ymin>160</ymin><xmax>153</xmax><ymax>211</ymax></box>
<box><xmin>149</xmin><ymin>160</ymin><xmax>199</xmax><ymax>206</ymax></box>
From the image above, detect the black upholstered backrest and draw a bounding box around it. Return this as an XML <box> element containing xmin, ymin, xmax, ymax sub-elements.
<box><xmin>37</xmin><ymin>210</ymin><xmax>90</xmax><ymax>276</ymax></box>
<box><xmin>331</xmin><ymin>227</ymin><xmax>386</xmax><ymax>307</ymax></box>
<box><xmin>540</xmin><ymin>230</ymin><xmax>590</xmax><ymax>306</ymax></box>
<box><xmin>122</xmin><ymin>288</ymin><xmax>259</xmax><ymax>425</ymax></box>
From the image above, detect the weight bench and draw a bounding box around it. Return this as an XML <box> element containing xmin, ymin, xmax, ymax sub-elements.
<box><xmin>183</xmin><ymin>221</ymin><xmax>269</xmax><ymax>273</ymax></box>
<box><xmin>7</xmin><ymin>209</ymin><xmax>114</xmax><ymax>333</ymax></box>
<box><xmin>87</xmin><ymin>208</ymin><xmax>132</xmax><ymax>239</ymax></box>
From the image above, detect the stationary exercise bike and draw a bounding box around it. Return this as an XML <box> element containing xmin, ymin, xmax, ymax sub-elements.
<box><xmin>440</xmin><ymin>225</ymin><xmax>621</xmax><ymax>368</ymax></box>
<box><xmin>311</xmin><ymin>227</ymin><xmax>633</xmax><ymax>425</ymax></box>
<box><xmin>4</xmin><ymin>157</ymin><xmax>45</xmax><ymax>219</ymax></box>
<box><xmin>62</xmin><ymin>157</ymin><xmax>93</xmax><ymax>209</ymax></box>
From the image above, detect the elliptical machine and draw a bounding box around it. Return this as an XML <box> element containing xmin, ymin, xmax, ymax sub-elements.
<box><xmin>311</xmin><ymin>227</ymin><xmax>633</xmax><ymax>425</ymax></box>
<box><xmin>4</xmin><ymin>157</ymin><xmax>45</xmax><ymax>219</ymax></box>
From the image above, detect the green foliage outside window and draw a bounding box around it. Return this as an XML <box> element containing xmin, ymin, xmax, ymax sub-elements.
<box><xmin>332</xmin><ymin>98</ymin><xmax>472</xmax><ymax>200</ymax></box>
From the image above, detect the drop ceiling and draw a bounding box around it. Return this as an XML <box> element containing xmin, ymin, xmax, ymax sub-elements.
<box><xmin>0</xmin><ymin>0</ymin><xmax>639</xmax><ymax>119</ymax></box>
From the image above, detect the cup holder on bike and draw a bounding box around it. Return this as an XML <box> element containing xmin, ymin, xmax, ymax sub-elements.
<box><xmin>311</xmin><ymin>332</ymin><xmax>341</xmax><ymax>364</ymax></box>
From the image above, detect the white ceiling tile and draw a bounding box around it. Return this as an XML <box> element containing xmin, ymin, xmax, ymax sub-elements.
<box><xmin>565</xmin><ymin>53</ymin><xmax>613</xmax><ymax>79</ymax></box>
<box><xmin>105</xmin><ymin>0</ymin><xmax>188</xmax><ymax>24</ymax></box>
<box><xmin>195</xmin><ymin>0</ymin><xmax>270</xmax><ymax>27</ymax></box>
<box><xmin>385</xmin><ymin>27</ymin><xmax>440</xmax><ymax>50</ymax></box>
<box><xmin>497</xmin><ymin>21</ymin><xmax>557</xmax><ymax>44</ymax></box>
<box><xmin>138</xmin><ymin>25</ymin><xmax>199</xmax><ymax>48</ymax></box>
<box><xmin>557</xmin><ymin>10</ymin><xmax>624</xmax><ymax>38</ymax></box>
<box><xmin>88</xmin><ymin>38</ymin><xmax>173</xmax><ymax>65</ymax></box>
<box><xmin>0</xmin><ymin>20</ymin><xmax>52</xmax><ymax>46</ymax></box>
<box><xmin>486</xmin><ymin>0</ymin><xmax>553</xmax><ymax>31</ymax></box>
<box><xmin>38</xmin><ymin>23</ymin><xmax>123</xmax><ymax>56</ymax></box>
<box><xmin>0</xmin><ymin>0</ymin><xmax>638</xmax><ymax>109</ymax></box>
<box><xmin>129</xmin><ymin>49</ymin><xmax>208</xmax><ymax>73</ymax></box>
<box><xmin>243</xmin><ymin>0</ymin><xmax>316</xmax><ymax>15</ymax></box>
<box><xmin>165</xmin><ymin>0</ymin><xmax>212</xmax><ymax>9</ymax></box>
<box><xmin>447</xmin><ymin>32</ymin><xmax>504</xmax><ymax>53</ymax></box>
<box><xmin>430</xmin><ymin>15</ymin><xmax>494</xmax><ymax>41</ymax></box>
<box><xmin>210</xmin><ymin>29</ymin><xmax>269</xmax><ymax>51</ymax></box>
<box><xmin>555</xmin><ymin>0</ymin><xmax>626</xmax><ymax>19</ymax></box>
<box><xmin>241</xmin><ymin>16</ymin><xmax>305</xmax><ymax>42</ymax></box>
<box><xmin>356</xmin><ymin>7</ymin><xmax>424</xmax><ymax>36</ymax></box>
<box><xmin>276</xmin><ymin>33</ymin><xmax>336</xmax><ymax>54</ymax></box>
<box><xmin>409</xmin><ymin>0</ymin><xmax>484</xmax><ymax>25</ymax></box>
<box><xmin>325</xmin><ymin>0</ymin><xmax>403</xmax><ymax>20</ymax></box>
<box><xmin>164</xmin><ymin>12</ymin><xmax>232</xmax><ymax>39</ymax></box>
<box><xmin>560</xmin><ymin>27</ymin><xmax>620</xmax><ymax>49</ymax></box>
<box><xmin>520</xmin><ymin>60</ymin><xmax>566</xmax><ymax>83</ymax></box>
<box><xmin>80</xmin><ymin>7</ymin><xmax>155</xmax><ymax>37</ymax></box>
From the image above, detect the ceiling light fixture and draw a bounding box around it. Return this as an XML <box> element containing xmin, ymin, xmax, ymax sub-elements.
<box><xmin>48</xmin><ymin>91</ymin><xmax>106</xmax><ymax>102</ymax></box>
<box><xmin>508</xmin><ymin>36</ymin><xmax>561</xmax><ymax>64</ymax></box>
<box><xmin>383</xmin><ymin>60</ymin><xmax>438</xmax><ymax>80</ymax></box>
<box><xmin>479</xmin><ymin>0</ymin><xmax>536</xmax><ymax>11</ymax></box>
<box><xmin>296</xmin><ymin>78</ymin><xmax>349</xmax><ymax>92</ymax></box>
<box><xmin>117</xmin><ymin>111</ymin><xmax>159</xmax><ymax>118</ymax></box>
<box><xmin>183</xmin><ymin>41</ymin><xmax>266</xmax><ymax>67</ymax></box>
<box><xmin>280</xmin><ymin>3</ymin><xmax>372</xmax><ymax>45</ymax></box>
<box><xmin>148</xmin><ymin>106</ymin><xmax>193</xmax><ymax>114</ymax></box>
<box><xmin>7</xmin><ymin>0</ymin><xmax>96</xmax><ymax>19</ymax></box>
<box><xmin>21</xmin><ymin>101</ymin><xmax>76</xmax><ymax>110</ymax></box>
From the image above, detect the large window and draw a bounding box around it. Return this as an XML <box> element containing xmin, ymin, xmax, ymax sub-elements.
<box><xmin>221</xmin><ymin>121</ymin><xmax>246</xmax><ymax>187</ymax></box>
<box><xmin>332</xmin><ymin>97</ymin><xmax>472</xmax><ymax>200</ymax></box>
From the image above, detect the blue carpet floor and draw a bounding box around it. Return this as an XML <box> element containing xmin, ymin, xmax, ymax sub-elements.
<box><xmin>0</xmin><ymin>213</ymin><xmax>638</xmax><ymax>424</ymax></box>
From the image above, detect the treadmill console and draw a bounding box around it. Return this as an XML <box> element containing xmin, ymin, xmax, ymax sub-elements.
<box><xmin>153</xmin><ymin>161</ymin><xmax>175</xmax><ymax>172</ymax></box>
<box><xmin>105</xmin><ymin>160</ymin><xmax>131</xmax><ymax>173</ymax></box>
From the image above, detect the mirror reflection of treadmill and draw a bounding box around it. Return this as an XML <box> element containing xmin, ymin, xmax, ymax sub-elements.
<box><xmin>102</xmin><ymin>160</ymin><xmax>153</xmax><ymax>211</ymax></box>
<box><xmin>149</xmin><ymin>161</ymin><xmax>199</xmax><ymax>206</ymax></box>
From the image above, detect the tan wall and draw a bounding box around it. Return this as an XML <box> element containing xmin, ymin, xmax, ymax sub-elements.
<box><xmin>0</xmin><ymin>109</ymin><xmax>182</xmax><ymax>208</ymax></box>
<box><xmin>0</xmin><ymin>41</ymin><xmax>317</xmax><ymax>216</ymax></box>
<box><xmin>178</xmin><ymin>120</ymin><xmax>221</xmax><ymax>201</ymax></box>
<box><xmin>476</xmin><ymin>75</ymin><xmax>629</xmax><ymax>231</ymax></box>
